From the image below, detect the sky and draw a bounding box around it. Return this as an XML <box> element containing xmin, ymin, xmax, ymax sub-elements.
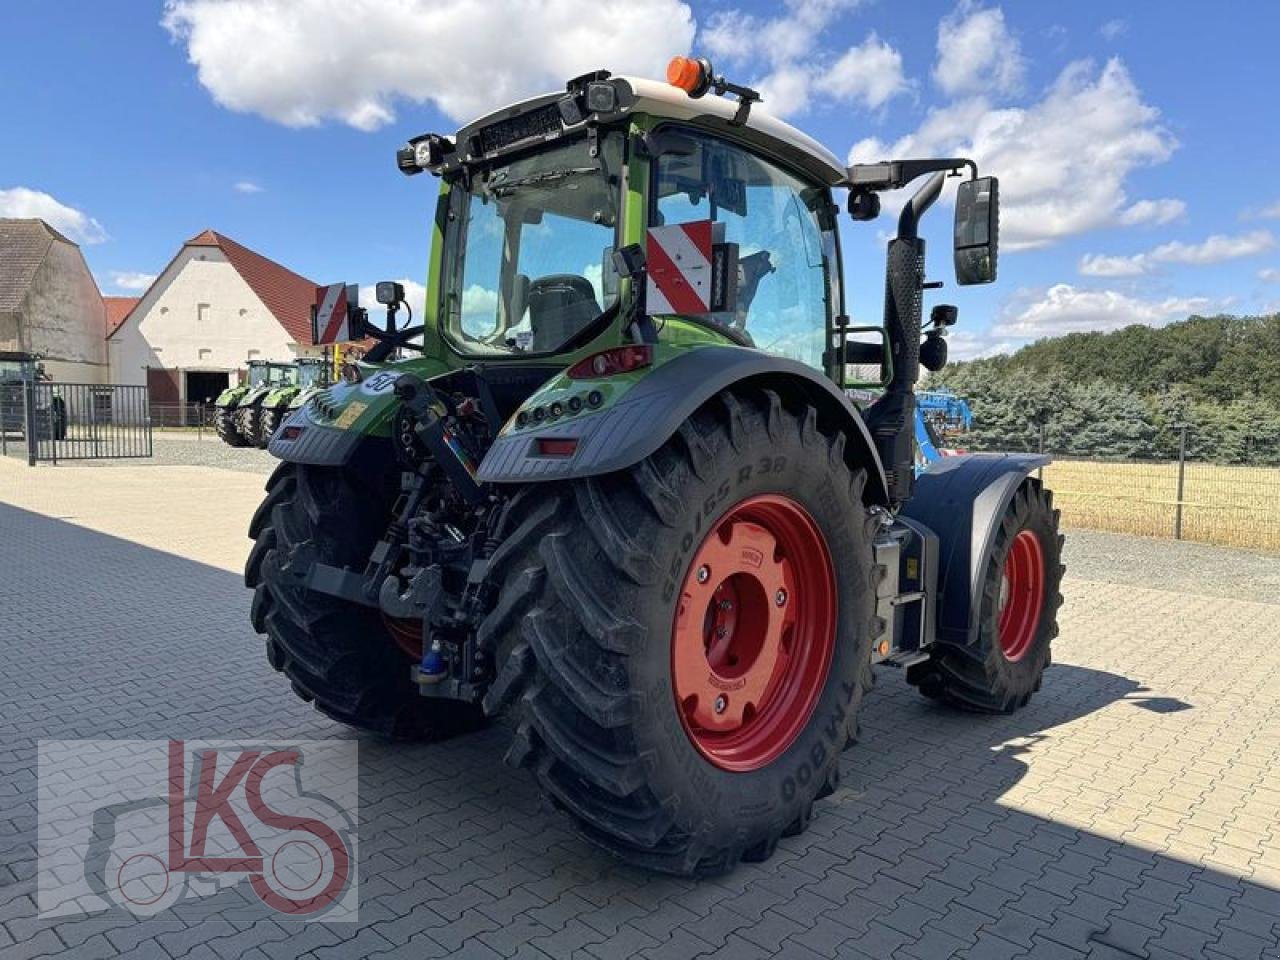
<box><xmin>3</xmin><ymin>0</ymin><xmax>1279</xmax><ymax>360</ymax></box>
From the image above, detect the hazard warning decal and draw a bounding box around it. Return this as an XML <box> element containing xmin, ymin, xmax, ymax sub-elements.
<box><xmin>646</xmin><ymin>220</ymin><xmax>738</xmax><ymax>317</ymax></box>
<box><xmin>312</xmin><ymin>283</ymin><xmax>352</xmax><ymax>345</ymax></box>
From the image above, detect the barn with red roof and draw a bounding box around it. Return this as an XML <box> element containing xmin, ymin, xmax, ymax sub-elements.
<box><xmin>107</xmin><ymin>229</ymin><xmax>325</xmax><ymax>404</ymax></box>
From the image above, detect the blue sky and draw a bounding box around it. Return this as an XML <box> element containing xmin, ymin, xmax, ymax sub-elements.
<box><xmin>3</xmin><ymin>0</ymin><xmax>1278</xmax><ymax>358</ymax></box>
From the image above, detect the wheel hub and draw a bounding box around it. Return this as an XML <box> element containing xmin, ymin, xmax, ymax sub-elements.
<box><xmin>997</xmin><ymin>529</ymin><xmax>1045</xmax><ymax>662</ymax></box>
<box><xmin>672</xmin><ymin>494</ymin><xmax>836</xmax><ymax>772</ymax></box>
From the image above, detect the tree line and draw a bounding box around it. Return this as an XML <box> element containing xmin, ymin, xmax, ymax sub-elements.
<box><xmin>929</xmin><ymin>314</ymin><xmax>1280</xmax><ymax>465</ymax></box>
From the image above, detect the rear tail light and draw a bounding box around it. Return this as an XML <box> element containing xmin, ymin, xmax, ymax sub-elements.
<box><xmin>535</xmin><ymin>438</ymin><xmax>579</xmax><ymax>458</ymax></box>
<box><xmin>567</xmin><ymin>345</ymin><xmax>653</xmax><ymax>379</ymax></box>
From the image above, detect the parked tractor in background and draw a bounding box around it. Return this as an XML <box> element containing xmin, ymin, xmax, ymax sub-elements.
<box><xmin>255</xmin><ymin>357</ymin><xmax>332</xmax><ymax>448</ymax></box>
<box><xmin>246</xmin><ymin>60</ymin><xmax>1063</xmax><ymax>876</ymax></box>
<box><xmin>0</xmin><ymin>352</ymin><xmax>66</xmax><ymax>441</ymax></box>
<box><xmin>213</xmin><ymin>359</ymin><xmax>295</xmax><ymax>447</ymax></box>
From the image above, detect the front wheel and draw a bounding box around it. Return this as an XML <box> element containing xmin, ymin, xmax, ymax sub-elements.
<box><xmin>908</xmin><ymin>482</ymin><xmax>1064</xmax><ymax>712</ymax></box>
<box><xmin>236</xmin><ymin>405</ymin><xmax>262</xmax><ymax>447</ymax></box>
<box><xmin>481</xmin><ymin>390</ymin><xmax>880</xmax><ymax>875</ymax></box>
<box><xmin>258</xmin><ymin>408</ymin><xmax>284</xmax><ymax>448</ymax></box>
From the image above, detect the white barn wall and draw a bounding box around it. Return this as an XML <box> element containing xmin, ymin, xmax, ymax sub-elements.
<box><xmin>109</xmin><ymin>246</ymin><xmax>320</xmax><ymax>398</ymax></box>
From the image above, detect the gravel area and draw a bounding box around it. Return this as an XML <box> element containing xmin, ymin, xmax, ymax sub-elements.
<box><xmin>1062</xmin><ymin>528</ymin><xmax>1280</xmax><ymax>604</ymax></box>
<box><xmin>41</xmin><ymin>430</ymin><xmax>281</xmax><ymax>474</ymax></box>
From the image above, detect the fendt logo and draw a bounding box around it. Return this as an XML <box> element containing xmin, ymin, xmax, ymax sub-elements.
<box><xmin>39</xmin><ymin>739</ymin><xmax>358</xmax><ymax>921</ymax></box>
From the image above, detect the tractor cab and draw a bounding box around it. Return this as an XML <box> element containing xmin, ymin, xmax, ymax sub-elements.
<box><xmin>294</xmin><ymin>357</ymin><xmax>329</xmax><ymax>389</ymax></box>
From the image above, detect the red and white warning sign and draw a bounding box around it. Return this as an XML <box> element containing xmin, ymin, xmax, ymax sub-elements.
<box><xmin>646</xmin><ymin>220</ymin><xmax>717</xmax><ymax>315</ymax></box>
<box><xmin>312</xmin><ymin>283</ymin><xmax>352</xmax><ymax>345</ymax></box>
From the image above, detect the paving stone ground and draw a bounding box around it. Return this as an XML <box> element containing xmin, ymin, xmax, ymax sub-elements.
<box><xmin>2</xmin><ymin>456</ymin><xmax>1279</xmax><ymax>959</ymax></box>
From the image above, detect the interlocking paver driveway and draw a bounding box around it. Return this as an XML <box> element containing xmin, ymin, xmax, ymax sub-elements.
<box><xmin>2</xmin><ymin>457</ymin><xmax>1279</xmax><ymax>959</ymax></box>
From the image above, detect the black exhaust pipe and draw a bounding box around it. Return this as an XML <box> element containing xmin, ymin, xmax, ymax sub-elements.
<box><xmin>865</xmin><ymin>171</ymin><xmax>946</xmax><ymax>508</ymax></box>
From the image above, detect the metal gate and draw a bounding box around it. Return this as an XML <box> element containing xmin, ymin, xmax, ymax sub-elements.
<box><xmin>0</xmin><ymin>382</ymin><xmax>152</xmax><ymax>464</ymax></box>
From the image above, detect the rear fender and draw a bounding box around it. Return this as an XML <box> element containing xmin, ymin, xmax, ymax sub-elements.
<box><xmin>900</xmin><ymin>454</ymin><xmax>1049</xmax><ymax>647</ymax></box>
<box><xmin>477</xmin><ymin>344</ymin><xmax>890</xmax><ymax>505</ymax></box>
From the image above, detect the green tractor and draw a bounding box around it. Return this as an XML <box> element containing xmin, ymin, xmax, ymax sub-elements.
<box><xmin>0</xmin><ymin>351</ymin><xmax>66</xmax><ymax>441</ymax></box>
<box><xmin>213</xmin><ymin>359</ymin><xmax>296</xmax><ymax>447</ymax></box>
<box><xmin>248</xmin><ymin>61</ymin><xmax>1063</xmax><ymax>875</ymax></box>
<box><xmin>255</xmin><ymin>357</ymin><xmax>331</xmax><ymax>448</ymax></box>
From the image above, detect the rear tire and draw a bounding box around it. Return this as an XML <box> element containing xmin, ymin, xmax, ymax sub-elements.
<box><xmin>247</xmin><ymin>460</ymin><xmax>486</xmax><ymax>738</ymax></box>
<box><xmin>215</xmin><ymin>407</ymin><xmax>246</xmax><ymax>446</ymax></box>
<box><xmin>908</xmin><ymin>482</ymin><xmax>1064</xmax><ymax>712</ymax></box>
<box><xmin>480</xmin><ymin>390</ymin><xmax>879</xmax><ymax>875</ymax></box>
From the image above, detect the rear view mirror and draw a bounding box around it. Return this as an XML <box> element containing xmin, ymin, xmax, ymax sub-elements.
<box><xmin>954</xmin><ymin>177</ymin><xmax>999</xmax><ymax>285</ymax></box>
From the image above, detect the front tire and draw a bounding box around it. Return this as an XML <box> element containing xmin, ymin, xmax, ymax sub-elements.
<box><xmin>258</xmin><ymin>408</ymin><xmax>284</xmax><ymax>448</ymax></box>
<box><xmin>236</xmin><ymin>405</ymin><xmax>262</xmax><ymax>447</ymax></box>
<box><xmin>908</xmin><ymin>482</ymin><xmax>1064</xmax><ymax>712</ymax></box>
<box><xmin>247</xmin><ymin>460</ymin><xmax>486</xmax><ymax>738</ymax></box>
<box><xmin>481</xmin><ymin>390</ymin><xmax>879</xmax><ymax>875</ymax></box>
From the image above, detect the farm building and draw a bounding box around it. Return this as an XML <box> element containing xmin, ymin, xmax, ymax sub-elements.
<box><xmin>0</xmin><ymin>218</ymin><xmax>109</xmax><ymax>382</ymax></box>
<box><xmin>108</xmin><ymin>230</ymin><xmax>325</xmax><ymax>404</ymax></box>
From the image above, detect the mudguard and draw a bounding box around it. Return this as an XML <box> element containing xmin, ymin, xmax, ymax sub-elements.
<box><xmin>899</xmin><ymin>453</ymin><xmax>1049</xmax><ymax>647</ymax></box>
<box><xmin>476</xmin><ymin>345</ymin><xmax>890</xmax><ymax>505</ymax></box>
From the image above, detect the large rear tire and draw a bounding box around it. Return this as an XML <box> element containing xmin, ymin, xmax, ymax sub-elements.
<box><xmin>247</xmin><ymin>460</ymin><xmax>486</xmax><ymax>738</ymax></box>
<box><xmin>907</xmin><ymin>482</ymin><xmax>1064</xmax><ymax>712</ymax></box>
<box><xmin>215</xmin><ymin>407</ymin><xmax>246</xmax><ymax>446</ymax></box>
<box><xmin>480</xmin><ymin>390</ymin><xmax>879</xmax><ymax>875</ymax></box>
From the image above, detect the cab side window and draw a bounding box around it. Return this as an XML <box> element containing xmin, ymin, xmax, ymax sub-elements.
<box><xmin>652</xmin><ymin>132</ymin><xmax>836</xmax><ymax>370</ymax></box>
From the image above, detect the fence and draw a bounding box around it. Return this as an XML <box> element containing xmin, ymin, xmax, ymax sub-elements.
<box><xmin>958</xmin><ymin>421</ymin><xmax>1280</xmax><ymax>553</ymax></box>
<box><xmin>0</xmin><ymin>382</ymin><xmax>152</xmax><ymax>464</ymax></box>
<box><xmin>149</xmin><ymin>402</ymin><xmax>215</xmax><ymax>430</ymax></box>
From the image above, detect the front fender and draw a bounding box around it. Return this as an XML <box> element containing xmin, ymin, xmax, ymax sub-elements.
<box><xmin>477</xmin><ymin>345</ymin><xmax>889</xmax><ymax>505</ymax></box>
<box><xmin>900</xmin><ymin>453</ymin><xmax>1050</xmax><ymax>647</ymax></box>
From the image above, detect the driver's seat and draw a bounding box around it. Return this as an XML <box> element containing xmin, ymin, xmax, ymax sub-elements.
<box><xmin>527</xmin><ymin>275</ymin><xmax>600</xmax><ymax>351</ymax></box>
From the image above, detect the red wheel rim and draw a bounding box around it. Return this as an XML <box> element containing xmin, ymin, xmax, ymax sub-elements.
<box><xmin>997</xmin><ymin>529</ymin><xmax>1045</xmax><ymax>662</ymax></box>
<box><xmin>671</xmin><ymin>494</ymin><xmax>837</xmax><ymax>772</ymax></box>
<box><xmin>383</xmin><ymin>616</ymin><xmax>423</xmax><ymax>660</ymax></box>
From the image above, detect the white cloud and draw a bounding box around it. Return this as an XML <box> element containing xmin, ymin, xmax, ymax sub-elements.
<box><xmin>1076</xmin><ymin>254</ymin><xmax>1144</xmax><ymax>278</ymax></box>
<box><xmin>1243</xmin><ymin>200</ymin><xmax>1280</xmax><ymax>220</ymax></box>
<box><xmin>828</xmin><ymin>34</ymin><xmax>910</xmax><ymax>110</ymax></box>
<box><xmin>1258</xmin><ymin>267</ymin><xmax>1280</xmax><ymax>283</ymax></box>
<box><xmin>233</xmin><ymin>180</ymin><xmax>263</xmax><ymax>194</ymax></box>
<box><xmin>934</xmin><ymin>2</ymin><xmax>1025</xmax><ymax>97</ymax></box>
<box><xmin>1100</xmin><ymin>19</ymin><xmax>1128</xmax><ymax>41</ymax></box>
<box><xmin>163</xmin><ymin>0</ymin><xmax>695</xmax><ymax>129</ymax></box>
<box><xmin>1079</xmin><ymin>230</ymin><xmax>1275</xmax><ymax>276</ymax></box>
<box><xmin>0</xmin><ymin>187</ymin><xmax>107</xmax><ymax>244</ymax></box>
<box><xmin>110</xmin><ymin>271</ymin><xmax>157</xmax><ymax>291</ymax></box>
<box><xmin>1118</xmin><ymin>197</ymin><xmax>1186</xmax><ymax>226</ymax></box>
<box><xmin>945</xmin><ymin>328</ymin><xmax>1021</xmax><ymax>361</ymax></box>
<box><xmin>702</xmin><ymin>1</ymin><xmax>907</xmax><ymax>117</ymax></box>
<box><xmin>994</xmin><ymin>283</ymin><xmax>1212</xmax><ymax>338</ymax></box>
<box><xmin>850</xmin><ymin>59</ymin><xmax>1175</xmax><ymax>250</ymax></box>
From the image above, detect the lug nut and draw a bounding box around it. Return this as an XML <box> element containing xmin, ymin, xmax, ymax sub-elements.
<box><xmin>719</xmin><ymin>600</ymin><xmax>733</xmax><ymax>611</ymax></box>
<box><xmin>696</xmin><ymin>565</ymin><xmax>710</xmax><ymax>583</ymax></box>
<box><xmin>714</xmin><ymin>695</ymin><xmax>727</xmax><ymax>714</ymax></box>
<box><xmin>775</xmin><ymin>588</ymin><xmax>787</xmax><ymax>607</ymax></box>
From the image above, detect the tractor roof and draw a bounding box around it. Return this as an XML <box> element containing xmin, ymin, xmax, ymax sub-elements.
<box><xmin>450</xmin><ymin>74</ymin><xmax>847</xmax><ymax>188</ymax></box>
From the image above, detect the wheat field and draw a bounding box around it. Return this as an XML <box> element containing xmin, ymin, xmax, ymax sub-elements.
<box><xmin>1037</xmin><ymin>458</ymin><xmax>1280</xmax><ymax>552</ymax></box>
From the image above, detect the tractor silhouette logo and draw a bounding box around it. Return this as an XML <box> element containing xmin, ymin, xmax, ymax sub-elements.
<box><xmin>41</xmin><ymin>739</ymin><xmax>357</xmax><ymax>921</ymax></box>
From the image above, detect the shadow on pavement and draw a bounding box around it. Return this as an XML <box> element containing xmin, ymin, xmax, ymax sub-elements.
<box><xmin>1</xmin><ymin>502</ymin><xmax>1275</xmax><ymax>959</ymax></box>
